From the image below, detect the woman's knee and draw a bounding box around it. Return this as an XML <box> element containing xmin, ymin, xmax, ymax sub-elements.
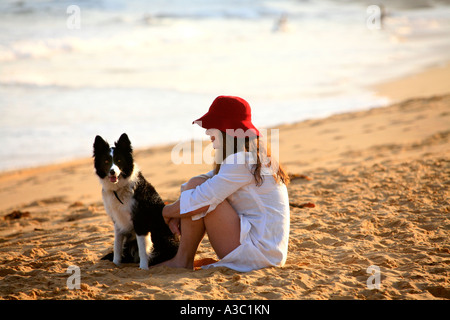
<box><xmin>181</xmin><ymin>176</ymin><xmax>208</xmax><ymax>192</ymax></box>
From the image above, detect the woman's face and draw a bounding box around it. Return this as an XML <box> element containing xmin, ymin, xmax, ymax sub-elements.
<box><xmin>205</xmin><ymin>128</ymin><xmax>222</xmax><ymax>149</ymax></box>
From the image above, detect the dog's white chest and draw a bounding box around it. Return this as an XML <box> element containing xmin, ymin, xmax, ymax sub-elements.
<box><xmin>102</xmin><ymin>189</ymin><xmax>135</xmax><ymax>232</ymax></box>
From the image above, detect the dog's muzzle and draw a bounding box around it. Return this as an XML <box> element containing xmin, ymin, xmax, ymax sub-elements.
<box><xmin>109</xmin><ymin>165</ymin><xmax>121</xmax><ymax>183</ymax></box>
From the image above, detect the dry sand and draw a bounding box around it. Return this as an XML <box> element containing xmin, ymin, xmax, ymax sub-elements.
<box><xmin>0</xmin><ymin>66</ymin><xmax>449</xmax><ymax>300</ymax></box>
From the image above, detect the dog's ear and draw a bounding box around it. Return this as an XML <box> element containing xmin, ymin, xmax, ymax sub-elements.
<box><xmin>93</xmin><ymin>135</ymin><xmax>109</xmax><ymax>156</ymax></box>
<box><xmin>115</xmin><ymin>133</ymin><xmax>132</xmax><ymax>153</ymax></box>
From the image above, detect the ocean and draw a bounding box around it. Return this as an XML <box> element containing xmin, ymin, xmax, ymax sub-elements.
<box><xmin>1</xmin><ymin>0</ymin><xmax>450</xmax><ymax>171</ymax></box>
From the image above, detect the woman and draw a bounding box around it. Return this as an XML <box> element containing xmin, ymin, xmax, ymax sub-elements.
<box><xmin>159</xmin><ymin>96</ymin><xmax>290</xmax><ymax>272</ymax></box>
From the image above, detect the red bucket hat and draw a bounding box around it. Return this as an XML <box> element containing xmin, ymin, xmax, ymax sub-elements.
<box><xmin>193</xmin><ymin>96</ymin><xmax>261</xmax><ymax>138</ymax></box>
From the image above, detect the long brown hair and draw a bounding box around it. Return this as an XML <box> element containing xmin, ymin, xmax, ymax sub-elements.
<box><xmin>213</xmin><ymin>131</ymin><xmax>290</xmax><ymax>186</ymax></box>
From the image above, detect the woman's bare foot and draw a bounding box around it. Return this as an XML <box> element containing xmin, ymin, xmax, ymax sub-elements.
<box><xmin>152</xmin><ymin>255</ymin><xmax>194</xmax><ymax>270</ymax></box>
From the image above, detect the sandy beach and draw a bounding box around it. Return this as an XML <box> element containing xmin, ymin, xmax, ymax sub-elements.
<box><xmin>0</xmin><ymin>64</ymin><xmax>449</xmax><ymax>300</ymax></box>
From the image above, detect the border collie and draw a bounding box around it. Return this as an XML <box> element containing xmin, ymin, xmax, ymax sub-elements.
<box><xmin>93</xmin><ymin>133</ymin><xmax>178</xmax><ymax>269</ymax></box>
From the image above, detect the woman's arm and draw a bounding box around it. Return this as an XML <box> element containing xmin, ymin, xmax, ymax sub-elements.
<box><xmin>163</xmin><ymin>199</ymin><xmax>209</xmax><ymax>235</ymax></box>
<box><xmin>163</xmin><ymin>199</ymin><xmax>210</xmax><ymax>220</ymax></box>
<box><xmin>179</xmin><ymin>159</ymin><xmax>252</xmax><ymax>218</ymax></box>
<box><xmin>166</xmin><ymin>154</ymin><xmax>251</xmax><ymax>228</ymax></box>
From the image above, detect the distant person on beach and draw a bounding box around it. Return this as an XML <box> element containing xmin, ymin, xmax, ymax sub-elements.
<box><xmin>273</xmin><ymin>13</ymin><xmax>290</xmax><ymax>32</ymax></box>
<box><xmin>157</xmin><ymin>96</ymin><xmax>290</xmax><ymax>272</ymax></box>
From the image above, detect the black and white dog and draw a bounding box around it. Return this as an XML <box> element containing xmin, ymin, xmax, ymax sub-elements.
<box><xmin>93</xmin><ymin>133</ymin><xmax>178</xmax><ymax>269</ymax></box>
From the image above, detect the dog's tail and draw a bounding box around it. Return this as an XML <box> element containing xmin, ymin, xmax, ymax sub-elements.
<box><xmin>101</xmin><ymin>238</ymin><xmax>140</xmax><ymax>263</ymax></box>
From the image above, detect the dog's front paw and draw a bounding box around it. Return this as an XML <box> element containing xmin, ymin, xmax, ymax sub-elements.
<box><xmin>113</xmin><ymin>258</ymin><xmax>121</xmax><ymax>267</ymax></box>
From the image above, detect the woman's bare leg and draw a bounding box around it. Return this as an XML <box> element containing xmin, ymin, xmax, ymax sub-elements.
<box><xmin>204</xmin><ymin>200</ymin><xmax>240</xmax><ymax>259</ymax></box>
<box><xmin>157</xmin><ymin>215</ymin><xmax>206</xmax><ymax>269</ymax></box>
<box><xmin>155</xmin><ymin>177</ymin><xmax>240</xmax><ymax>269</ymax></box>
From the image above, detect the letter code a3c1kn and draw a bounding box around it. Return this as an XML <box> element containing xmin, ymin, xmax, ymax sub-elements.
<box><xmin>221</xmin><ymin>304</ymin><xmax>269</xmax><ymax>315</ymax></box>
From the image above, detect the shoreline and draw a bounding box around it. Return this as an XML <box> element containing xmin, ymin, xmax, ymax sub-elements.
<box><xmin>373</xmin><ymin>61</ymin><xmax>450</xmax><ymax>103</ymax></box>
<box><xmin>2</xmin><ymin>59</ymin><xmax>449</xmax><ymax>178</ymax></box>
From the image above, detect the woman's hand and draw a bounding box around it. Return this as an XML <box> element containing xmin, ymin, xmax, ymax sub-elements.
<box><xmin>163</xmin><ymin>202</ymin><xmax>181</xmax><ymax>236</ymax></box>
<box><xmin>167</xmin><ymin>218</ymin><xmax>181</xmax><ymax>236</ymax></box>
<box><xmin>162</xmin><ymin>196</ymin><xmax>209</xmax><ymax>236</ymax></box>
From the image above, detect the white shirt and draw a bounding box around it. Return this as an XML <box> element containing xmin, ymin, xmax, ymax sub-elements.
<box><xmin>180</xmin><ymin>152</ymin><xmax>290</xmax><ymax>272</ymax></box>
